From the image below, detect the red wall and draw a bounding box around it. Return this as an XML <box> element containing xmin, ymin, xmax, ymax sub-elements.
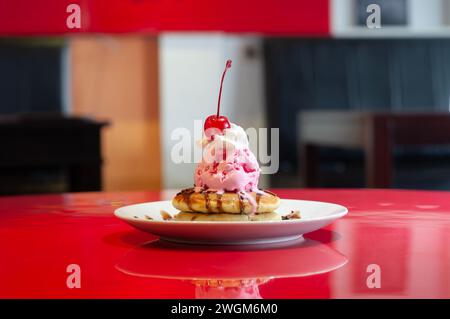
<box><xmin>0</xmin><ymin>0</ymin><xmax>329</xmax><ymax>36</ymax></box>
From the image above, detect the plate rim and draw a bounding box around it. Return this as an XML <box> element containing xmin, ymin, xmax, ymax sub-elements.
<box><xmin>114</xmin><ymin>199</ymin><xmax>348</xmax><ymax>225</ymax></box>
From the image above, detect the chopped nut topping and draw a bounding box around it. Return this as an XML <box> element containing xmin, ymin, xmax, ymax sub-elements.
<box><xmin>160</xmin><ymin>210</ymin><xmax>173</xmax><ymax>220</ymax></box>
<box><xmin>282</xmin><ymin>210</ymin><xmax>301</xmax><ymax>220</ymax></box>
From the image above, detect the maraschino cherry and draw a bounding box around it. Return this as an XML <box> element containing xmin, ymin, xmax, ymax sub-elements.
<box><xmin>204</xmin><ymin>60</ymin><xmax>232</xmax><ymax>137</ymax></box>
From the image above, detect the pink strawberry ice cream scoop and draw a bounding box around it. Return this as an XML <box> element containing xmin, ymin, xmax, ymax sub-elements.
<box><xmin>194</xmin><ymin>123</ymin><xmax>260</xmax><ymax>192</ymax></box>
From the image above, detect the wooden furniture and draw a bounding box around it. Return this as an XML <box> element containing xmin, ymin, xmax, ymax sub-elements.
<box><xmin>299</xmin><ymin>111</ymin><xmax>450</xmax><ymax>188</ymax></box>
<box><xmin>70</xmin><ymin>36</ymin><xmax>161</xmax><ymax>191</ymax></box>
<box><xmin>0</xmin><ymin>114</ymin><xmax>108</xmax><ymax>194</ymax></box>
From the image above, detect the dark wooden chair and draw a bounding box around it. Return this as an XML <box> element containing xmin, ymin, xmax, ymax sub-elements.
<box><xmin>299</xmin><ymin>111</ymin><xmax>450</xmax><ymax>188</ymax></box>
<box><xmin>0</xmin><ymin>114</ymin><xmax>108</xmax><ymax>195</ymax></box>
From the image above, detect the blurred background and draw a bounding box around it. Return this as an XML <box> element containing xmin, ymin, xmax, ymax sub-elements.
<box><xmin>0</xmin><ymin>0</ymin><xmax>450</xmax><ymax>196</ymax></box>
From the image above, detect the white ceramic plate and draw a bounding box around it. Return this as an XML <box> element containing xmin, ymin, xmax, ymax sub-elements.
<box><xmin>114</xmin><ymin>199</ymin><xmax>348</xmax><ymax>245</ymax></box>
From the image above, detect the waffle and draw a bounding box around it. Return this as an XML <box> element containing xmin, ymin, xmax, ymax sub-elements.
<box><xmin>173</xmin><ymin>211</ymin><xmax>281</xmax><ymax>222</ymax></box>
<box><xmin>172</xmin><ymin>188</ymin><xmax>281</xmax><ymax>214</ymax></box>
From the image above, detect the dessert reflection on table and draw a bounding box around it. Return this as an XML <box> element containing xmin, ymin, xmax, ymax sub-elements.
<box><xmin>115</xmin><ymin>237</ymin><xmax>348</xmax><ymax>299</ymax></box>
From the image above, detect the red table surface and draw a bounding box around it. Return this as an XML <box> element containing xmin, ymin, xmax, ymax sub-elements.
<box><xmin>0</xmin><ymin>189</ymin><xmax>449</xmax><ymax>299</ymax></box>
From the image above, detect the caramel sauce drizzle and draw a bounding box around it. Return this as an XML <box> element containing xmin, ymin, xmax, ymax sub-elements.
<box><xmin>256</xmin><ymin>193</ymin><xmax>262</xmax><ymax>205</ymax></box>
<box><xmin>217</xmin><ymin>193</ymin><xmax>223</xmax><ymax>213</ymax></box>
<box><xmin>177</xmin><ymin>187</ymin><xmax>278</xmax><ymax>215</ymax></box>
<box><xmin>179</xmin><ymin>188</ymin><xmax>195</xmax><ymax>211</ymax></box>
<box><xmin>261</xmin><ymin>190</ymin><xmax>277</xmax><ymax>197</ymax></box>
<box><xmin>205</xmin><ymin>192</ymin><xmax>211</xmax><ymax>212</ymax></box>
<box><xmin>238</xmin><ymin>192</ymin><xmax>245</xmax><ymax>214</ymax></box>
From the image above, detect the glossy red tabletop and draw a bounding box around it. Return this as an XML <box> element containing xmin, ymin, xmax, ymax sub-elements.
<box><xmin>1</xmin><ymin>189</ymin><xmax>450</xmax><ymax>299</ymax></box>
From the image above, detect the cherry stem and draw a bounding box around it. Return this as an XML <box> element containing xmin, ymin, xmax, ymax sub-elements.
<box><xmin>217</xmin><ymin>59</ymin><xmax>232</xmax><ymax>117</ymax></box>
